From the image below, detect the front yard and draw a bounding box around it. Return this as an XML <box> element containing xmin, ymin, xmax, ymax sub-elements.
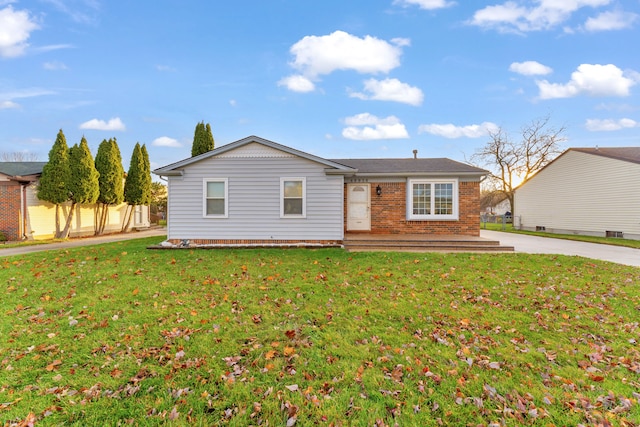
<box><xmin>1</xmin><ymin>237</ymin><xmax>639</xmax><ymax>426</ymax></box>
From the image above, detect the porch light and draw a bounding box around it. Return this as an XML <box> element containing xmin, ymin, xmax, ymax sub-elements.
<box><xmin>376</xmin><ymin>185</ymin><xmax>382</xmax><ymax>196</ymax></box>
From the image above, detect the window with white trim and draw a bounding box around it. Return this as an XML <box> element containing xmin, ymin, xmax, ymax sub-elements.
<box><xmin>203</xmin><ymin>178</ymin><xmax>228</xmax><ymax>218</ymax></box>
<box><xmin>407</xmin><ymin>179</ymin><xmax>458</xmax><ymax>220</ymax></box>
<box><xmin>281</xmin><ymin>177</ymin><xmax>306</xmax><ymax>218</ymax></box>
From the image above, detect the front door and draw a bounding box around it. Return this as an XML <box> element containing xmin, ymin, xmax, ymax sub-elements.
<box><xmin>347</xmin><ymin>183</ymin><xmax>371</xmax><ymax>231</ymax></box>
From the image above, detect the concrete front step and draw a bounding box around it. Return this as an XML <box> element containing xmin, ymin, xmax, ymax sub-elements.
<box><xmin>346</xmin><ymin>245</ymin><xmax>515</xmax><ymax>252</ymax></box>
<box><xmin>343</xmin><ymin>234</ymin><xmax>514</xmax><ymax>252</ymax></box>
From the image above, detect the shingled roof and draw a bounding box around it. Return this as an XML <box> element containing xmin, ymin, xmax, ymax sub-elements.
<box><xmin>570</xmin><ymin>147</ymin><xmax>640</xmax><ymax>165</ymax></box>
<box><xmin>153</xmin><ymin>135</ymin><xmax>488</xmax><ymax>178</ymax></box>
<box><xmin>0</xmin><ymin>162</ymin><xmax>46</xmax><ymax>181</ymax></box>
<box><xmin>329</xmin><ymin>158</ymin><xmax>487</xmax><ymax>176</ymax></box>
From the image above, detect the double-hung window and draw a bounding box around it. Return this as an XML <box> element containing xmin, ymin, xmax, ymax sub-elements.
<box><xmin>407</xmin><ymin>179</ymin><xmax>458</xmax><ymax>220</ymax></box>
<box><xmin>281</xmin><ymin>177</ymin><xmax>306</xmax><ymax>218</ymax></box>
<box><xmin>203</xmin><ymin>178</ymin><xmax>228</xmax><ymax>218</ymax></box>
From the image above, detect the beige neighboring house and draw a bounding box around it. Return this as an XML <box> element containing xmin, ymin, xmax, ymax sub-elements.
<box><xmin>514</xmin><ymin>147</ymin><xmax>640</xmax><ymax>240</ymax></box>
<box><xmin>0</xmin><ymin>162</ymin><xmax>150</xmax><ymax>241</ymax></box>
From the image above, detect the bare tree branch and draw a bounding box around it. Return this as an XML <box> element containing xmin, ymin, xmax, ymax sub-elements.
<box><xmin>1</xmin><ymin>152</ymin><xmax>39</xmax><ymax>161</ymax></box>
<box><xmin>471</xmin><ymin>115</ymin><xmax>566</xmax><ymax>213</ymax></box>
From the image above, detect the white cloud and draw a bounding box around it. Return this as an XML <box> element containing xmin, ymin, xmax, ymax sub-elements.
<box><xmin>393</xmin><ymin>0</ymin><xmax>455</xmax><ymax>10</ymax></box>
<box><xmin>349</xmin><ymin>78</ymin><xmax>424</xmax><ymax>106</ymax></box>
<box><xmin>281</xmin><ymin>31</ymin><xmax>407</xmax><ymax>92</ymax></box>
<box><xmin>0</xmin><ymin>100</ymin><xmax>19</xmax><ymax>109</ymax></box>
<box><xmin>289</xmin><ymin>31</ymin><xmax>404</xmax><ymax>77</ymax></box>
<box><xmin>418</xmin><ymin>121</ymin><xmax>499</xmax><ymax>138</ymax></box>
<box><xmin>585</xmin><ymin>118</ymin><xmax>638</xmax><ymax>131</ymax></box>
<box><xmin>469</xmin><ymin>0</ymin><xmax>612</xmax><ymax>33</ymax></box>
<box><xmin>152</xmin><ymin>136</ymin><xmax>181</xmax><ymax>147</ymax></box>
<box><xmin>34</xmin><ymin>44</ymin><xmax>74</xmax><ymax>53</ymax></box>
<box><xmin>342</xmin><ymin>113</ymin><xmax>409</xmax><ymax>140</ymax></box>
<box><xmin>536</xmin><ymin>64</ymin><xmax>637</xmax><ymax>99</ymax></box>
<box><xmin>0</xmin><ymin>5</ymin><xmax>39</xmax><ymax>57</ymax></box>
<box><xmin>79</xmin><ymin>117</ymin><xmax>126</xmax><ymax>131</ymax></box>
<box><xmin>278</xmin><ymin>75</ymin><xmax>315</xmax><ymax>93</ymax></box>
<box><xmin>509</xmin><ymin>61</ymin><xmax>552</xmax><ymax>76</ymax></box>
<box><xmin>0</xmin><ymin>87</ymin><xmax>55</xmax><ymax>108</ymax></box>
<box><xmin>584</xmin><ymin>10</ymin><xmax>638</xmax><ymax>31</ymax></box>
<box><xmin>44</xmin><ymin>0</ymin><xmax>100</xmax><ymax>25</ymax></box>
<box><xmin>43</xmin><ymin>61</ymin><xmax>68</xmax><ymax>70</ymax></box>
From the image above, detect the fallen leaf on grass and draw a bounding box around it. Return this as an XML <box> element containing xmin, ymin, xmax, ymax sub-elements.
<box><xmin>45</xmin><ymin>360</ymin><xmax>62</xmax><ymax>371</ymax></box>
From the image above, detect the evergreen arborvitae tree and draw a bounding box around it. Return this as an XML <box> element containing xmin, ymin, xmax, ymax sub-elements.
<box><xmin>94</xmin><ymin>138</ymin><xmax>124</xmax><ymax>235</ymax></box>
<box><xmin>140</xmin><ymin>144</ymin><xmax>152</xmax><ymax>205</ymax></box>
<box><xmin>123</xmin><ymin>143</ymin><xmax>151</xmax><ymax>231</ymax></box>
<box><xmin>191</xmin><ymin>121</ymin><xmax>214</xmax><ymax>156</ymax></box>
<box><xmin>61</xmin><ymin>137</ymin><xmax>100</xmax><ymax>238</ymax></box>
<box><xmin>191</xmin><ymin>121</ymin><xmax>205</xmax><ymax>157</ymax></box>
<box><xmin>204</xmin><ymin>122</ymin><xmax>215</xmax><ymax>152</ymax></box>
<box><xmin>38</xmin><ymin>129</ymin><xmax>71</xmax><ymax>238</ymax></box>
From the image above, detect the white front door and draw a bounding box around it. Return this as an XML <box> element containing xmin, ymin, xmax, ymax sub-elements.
<box><xmin>347</xmin><ymin>183</ymin><xmax>371</xmax><ymax>231</ymax></box>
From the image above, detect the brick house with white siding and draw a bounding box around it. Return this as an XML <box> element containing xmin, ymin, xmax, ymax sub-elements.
<box><xmin>154</xmin><ymin>136</ymin><xmax>488</xmax><ymax>246</ymax></box>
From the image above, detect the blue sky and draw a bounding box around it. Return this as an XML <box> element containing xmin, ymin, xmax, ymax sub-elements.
<box><xmin>1</xmin><ymin>0</ymin><xmax>639</xmax><ymax>173</ymax></box>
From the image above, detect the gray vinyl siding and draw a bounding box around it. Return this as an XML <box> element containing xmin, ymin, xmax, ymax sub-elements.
<box><xmin>166</xmin><ymin>156</ymin><xmax>344</xmax><ymax>240</ymax></box>
<box><xmin>515</xmin><ymin>150</ymin><xmax>640</xmax><ymax>239</ymax></box>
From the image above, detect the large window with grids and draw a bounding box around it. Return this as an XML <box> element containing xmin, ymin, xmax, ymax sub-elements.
<box><xmin>203</xmin><ymin>178</ymin><xmax>228</xmax><ymax>218</ymax></box>
<box><xmin>407</xmin><ymin>179</ymin><xmax>458</xmax><ymax>220</ymax></box>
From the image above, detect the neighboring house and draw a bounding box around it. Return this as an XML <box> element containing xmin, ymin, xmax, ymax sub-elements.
<box><xmin>514</xmin><ymin>147</ymin><xmax>640</xmax><ymax>240</ymax></box>
<box><xmin>0</xmin><ymin>162</ymin><xmax>150</xmax><ymax>241</ymax></box>
<box><xmin>153</xmin><ymin>136</ymin><xmax>488</xmax><ymax>246</ymax></box>
<box><xmin>483</xmin><ymin>196</ymin><xmax>510</xmax><ymax>215</ymax></box>
<box><xmin>0</xmin><ymin>162</ymin><xmax>46</xmax><ymax>241</ymax></box>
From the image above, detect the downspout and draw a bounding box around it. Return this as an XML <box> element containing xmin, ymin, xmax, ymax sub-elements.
<box><xmin>159</xmin><ymin>175</ymin><xmax>168</xmax><ymax>237</ymax></box>
<box><xmin>20</xmin><ymin>183</ymin><xmax>27</xmax><ymax>240</ymax></box>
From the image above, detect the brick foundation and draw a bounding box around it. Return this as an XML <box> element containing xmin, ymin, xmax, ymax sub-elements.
<box><xmin>345</xmin><ymin>181</ymin><xmax>480</xmax><ymax>236</ymax></box>
<box><xmin>0</xmin><ymin>182</ymin><xmax>22</xmax><ymax>241</ymax></box>
<box><xmin>166</xmin><ymin>239</ymin><xmax>342</xmax><ymax>248</ymax></box>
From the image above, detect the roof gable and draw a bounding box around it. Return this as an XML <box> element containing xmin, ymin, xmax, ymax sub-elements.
<box><xmin>516</xmin><ymin>146</ymin><xmax>640</xmax><ymax>191</ymax></box>
<box><xmin>153</xmin><ymin>136</ymin><xmax>356</xmax><ymax>176</ymax></box>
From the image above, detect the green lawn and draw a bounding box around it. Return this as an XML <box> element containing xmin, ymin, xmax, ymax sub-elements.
<box><xmin>482</xmin><ymin>222</ymin><xmax>640</xmax><ymax>249</ymax></box>
<box><xmin>1</xmin><ymin>237</ymin><xmax>639</xmax><ymax>426</ymax></box>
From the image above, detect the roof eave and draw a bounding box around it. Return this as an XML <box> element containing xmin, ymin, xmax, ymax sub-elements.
<box><xmin>347</xmin><ymin>172</ymin><xmax>487</xmax><ymax>178</ymax></box>
<box><xmin>324</xmin><ymin>168</ymin><xmax>358</xmax><ymax>175</ymax></box>
<box><xmin>153</xmin><ymin>169</ymin><xmax>184</xmax><ymax>177</ymax></box>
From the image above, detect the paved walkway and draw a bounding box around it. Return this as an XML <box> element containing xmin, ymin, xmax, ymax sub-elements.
<box><xmin>0</xmin><ymin>228</ymin><xmax>167</xmax><ymax>257</ymax></box>
<box><xmin>481</xmin><ymin>230</ymin><xmax>640</xmax><ymax>267</ymax></box>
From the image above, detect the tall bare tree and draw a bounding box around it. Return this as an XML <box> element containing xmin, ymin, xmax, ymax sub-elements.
<box><xmin>2</xmin><ymin>152</ymin><xmax>38</xmax><ymax>161</ymax></box>
<box><xmin>472</xmin><ymin>115</ymin><xmax>566</xmax><ymax>213</ymax></box>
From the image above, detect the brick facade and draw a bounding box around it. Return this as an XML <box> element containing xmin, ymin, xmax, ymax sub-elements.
<box><xmin>345</xmin><ymin>181</ymin><xmax>481</xmax><ymax>236</ymax></box>
<box><xmin>0</xmin><ymin>182</ymin><xmax>22</xmax><ymax>241</ymax></box>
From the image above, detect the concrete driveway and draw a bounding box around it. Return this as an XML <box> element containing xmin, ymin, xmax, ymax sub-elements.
<box><xmin>481</xmin><ymin>230</ymin><xmax>640</xmax><ymax>268</ymax></box>
<box><xmin>0</xmin><ymin>227</ymin><xmax>167</xmax><ymax>257</ymax></box>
